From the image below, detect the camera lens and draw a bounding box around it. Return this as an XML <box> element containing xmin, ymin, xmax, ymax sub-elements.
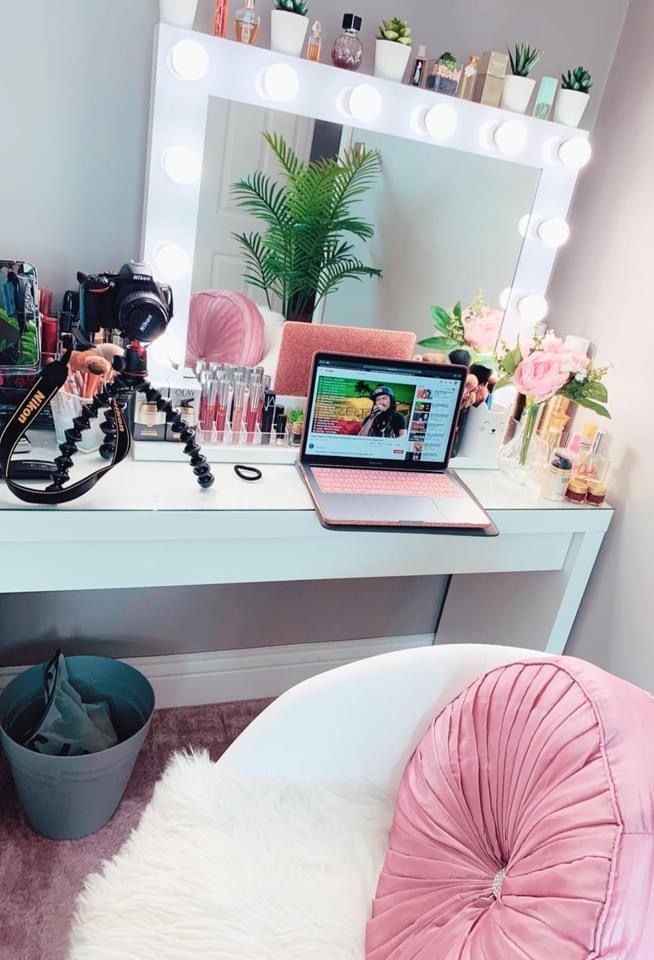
<box><xmin>118</xmin><ymin>290</ymin><xmax>169</xmax><ymax>342</ymax></box>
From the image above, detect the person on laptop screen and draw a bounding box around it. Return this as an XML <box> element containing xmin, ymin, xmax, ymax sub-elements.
<box><xmin>357</xmin><ymin>386</ymin><xmax>406</xmax><ymax>439</ymax></box>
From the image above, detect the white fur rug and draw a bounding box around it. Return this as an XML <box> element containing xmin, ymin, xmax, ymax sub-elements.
<box><xmin>69</xmin><ymin>752</ymin><xmax>392</xmax><ymax>960</ymax></box>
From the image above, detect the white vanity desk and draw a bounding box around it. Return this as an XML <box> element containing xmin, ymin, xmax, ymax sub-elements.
<box><xmin>0</xmin><ymin>459</ymin><xmax>611</xmax><ymax>658</ymax></box>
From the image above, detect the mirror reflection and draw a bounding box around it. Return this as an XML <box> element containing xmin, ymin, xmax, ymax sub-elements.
<box><xmin>0</xmin><ymin>260</ymin><xmax>40</xmax><ymax>369</ymax></box>
<box><xmin>189</xmin><ymin>97</ymin><xmax>540</xmax><ymax>365</ymax></box>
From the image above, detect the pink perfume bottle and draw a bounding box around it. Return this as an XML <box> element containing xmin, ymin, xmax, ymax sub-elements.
<box><xmin>331</xmin><ymin>14</ymin><xmax>363</xmax><ymax>71</ymax></box>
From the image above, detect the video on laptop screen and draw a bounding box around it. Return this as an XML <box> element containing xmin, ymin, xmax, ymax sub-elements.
<box><xmin>305</xmin><ymin>357</ymin><xmax>463</xmax><ymax>465</ymax></box>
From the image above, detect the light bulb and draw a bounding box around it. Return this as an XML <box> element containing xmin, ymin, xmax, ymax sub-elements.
<box><xmin>424</xmin><ymin>103</ymin><xmax>458</xmax><ymax>140</ymax></box>
<box><xmin>148</xmin><ymin>332</ymin><xmax>185</xmax><ymax>371</ymax></box>
<box><xmin>538</xmin><ymin>217</ymin><xmax>570</xmax><ymax>248</ymax></box>
<box><xmin>494</xmin><ymin>120</ymin><xmax>527</xmax><ymax>156</ymax></box>
<box><xmin>170</xmin><ymin>39</ymin><xmax>209</xmax><ymax>81</ymax></box>
<box><xmin>499</xmin><ymin>287</ymin><xmax>513</xmax><ymax>310</ymax></box>
<box><xmin>155</xmin><ymin>243</ymin><xmax>191</xmax><ymax>281</ymax></box>
<box><xmin>260</xmin><ymin>63</ymin><xmax>299</xmax><ymax>102</ymax></box>
<box><xmin>162</xmin><ymin>146</ymin><xmax>202</xmax><ymax>184</ymax></box>
<box><xmin>346</xmin><ymin>84</ymin><xmax>383</xmax><ymax>122</ymax></box>
<box><xmin>518</xmin><ymin>214</ymin><xmax>532</xmax><ymax>238</ymax></box>
<box><xmin>558</xmin><ymin>137</ymin><xmax>592</xmax><ymax>170</ymax></box>
<box><xmin>518</xmin><ymin>294</ymin><xmax>549</xmax><ymax>324</ymax></box>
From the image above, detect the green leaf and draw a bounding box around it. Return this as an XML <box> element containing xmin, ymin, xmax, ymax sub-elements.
<box><xmin>417</xmin><ymin>336</ymin><xmax>462</xmax><ymax>351</ymax></box>
<box><xmin>584</xmin><ymin>380</ymin><xmax>608</xmax><ymax>402</ymax></box>
<box><xmin>572</xmin><ymin>396</ymin><xmax>611</xmax><ymax>419</ymax></box>
<box><xmin>452</xmin><ymin>301</ymin><xmax>462</xmax><ymax>322</ymax></box>
<box><xmin>431</xmin><ymin>306</ymin><xmax>452</xmax><ymax>333</ymax></box>
<box><xmin>499</xmin><ymin>345</ymin><xmax>523</xmax><ymax>377</ymax></box>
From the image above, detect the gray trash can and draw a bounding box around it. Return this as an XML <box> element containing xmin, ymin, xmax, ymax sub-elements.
<box><xmin>0</xmin><ymin>655</ymin><xmax>155</xmax><ymax>840</ymax></box>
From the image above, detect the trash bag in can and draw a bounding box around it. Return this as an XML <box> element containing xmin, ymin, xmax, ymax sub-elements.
<box><xmin>0</xmin><ymin>654</ymin><xmax>155</xmax><ymax>840</ymax></box>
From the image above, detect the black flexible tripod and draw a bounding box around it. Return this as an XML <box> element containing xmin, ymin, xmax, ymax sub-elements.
<box><xmin>46</xmin><ymin>341</ymin><xmax>215</xmax><ymax>493</ymax></box>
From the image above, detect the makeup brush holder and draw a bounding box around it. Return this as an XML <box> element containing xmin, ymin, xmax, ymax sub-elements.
<box><xmin>51</xmin><ymin>390</ymin><xmax>105</xmax><ymax>454</ymax></box>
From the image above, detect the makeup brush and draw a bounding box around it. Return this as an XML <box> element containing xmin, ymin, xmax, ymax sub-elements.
<box><xmin>83</xmin><ymin>354</ymin><xmax>112</xmax><ymax>398</ymax></box>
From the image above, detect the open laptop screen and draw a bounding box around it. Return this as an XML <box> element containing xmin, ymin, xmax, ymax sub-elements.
<box><xmin>301</xmin><ymin>354</ymin><xmax>467</xmax><ymax>471</ymax></box>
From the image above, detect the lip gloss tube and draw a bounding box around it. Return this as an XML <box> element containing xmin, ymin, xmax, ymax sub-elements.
<box><xmin>198</xmin><ymin>372</ymin><xmax>211</xmax><ymax>429</ymax></box>
<box><xmin>246</xmin><ymin>380</ymin><xmax>263</xmax><ymax>442</ymax></box>
<box><xmin>231</xmin><ymin>378</ymin><xmax>246</xmax><ymax>443</ymax></box>
<box><xmin>215</xmin><ymin>376</ymin><xmax>230</xmax><ymax>442</ymax></box>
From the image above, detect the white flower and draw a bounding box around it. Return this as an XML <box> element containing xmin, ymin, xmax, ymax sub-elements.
<box><xmin>574</xmin><ymin>372</ymin><xmax>587</xmax><ymax>383</ymax></box>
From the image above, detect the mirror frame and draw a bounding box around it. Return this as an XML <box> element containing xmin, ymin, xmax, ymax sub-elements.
<box><xmin>142</xmin><ymin>24</ymin><xmax>591</xmax><ymax>378</ymax></box>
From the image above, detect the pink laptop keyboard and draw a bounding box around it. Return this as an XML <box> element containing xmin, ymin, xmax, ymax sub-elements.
<box><xmin>313</xmin><ymin>468</ymin><xmax>463</xmax><ymax>498</ymax></box>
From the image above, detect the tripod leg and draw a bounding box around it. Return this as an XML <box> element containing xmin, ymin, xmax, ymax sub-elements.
<box><xmin>46</xmin><ymin>388</ymin><xmax>111</xmax><ymax>491</ymax></box>
<box><xmin>142</xmin><ymin>381</ymin><xmax>214</xmax><ymax>489</ymax></box>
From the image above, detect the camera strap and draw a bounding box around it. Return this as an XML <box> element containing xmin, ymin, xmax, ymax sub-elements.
<box><xmin>0</xmin><ymin>355</ymin><xmax>131</xmax><ymax>505</ymax></box>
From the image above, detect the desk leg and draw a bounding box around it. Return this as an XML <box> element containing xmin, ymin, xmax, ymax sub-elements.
<box><xmin>435</xmin><ymin>530</ymin><xmax>606</xmax><ymax>655</ymax></box>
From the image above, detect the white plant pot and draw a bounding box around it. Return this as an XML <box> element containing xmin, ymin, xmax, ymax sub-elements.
<box><xmin>159</xmin><ymin>0</ymin><xmax>198</xmax><ymax>29</ymax></box>
<box><xmin>374</xmin><ymin>39</ymin><xmax>412</xmax><ymax>82</ymax></box>
<box><xmin>500</xmin><ymin>75</ymin><xmax>536</xmax><ymax>114</ymax></box>
<box><xmin>553</xmin><ymin>89</ymin><xmax>590</xmax><ymax>127</ymax></box>
<box><xmin>270</xmin><ymin>10</ymin><xmax>309</xmax><ymax>57</ymax></box>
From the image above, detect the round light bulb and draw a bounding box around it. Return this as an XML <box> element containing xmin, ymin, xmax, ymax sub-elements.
<box><xmin>346</xmin><ymin>84</ymin><xmax>383</xmax><ymax>122</ymax></box>
<box><xmin>518</xmin><ymin>293</ymin><xmax>549</xmax><ymax>324</ymax></box>
<box><xmin>538</xmin><ymin>217</ymin><xmax>570</xmax><ymax>248</ymax></box>
<box><xmin>162</xmin><ymin>146</ymin><xmax>202</xmax><ymax>184</ymax></box>
<box><xmin>494</xmin><ymin>120</ymin><xmax>527</xmax><ymax>156</ymax></box>
<box><xmin>518</xmin><ymin>214</ymin><xmax>532</xmax><ymax>238</ymax></box>
<box><xmin>155</xmin><ymin>242</ymin><xmax>191</xmax><ymax>281</ymax></box>
<box><xmin>558</xmin><ymin>137</ymin><xmax>592</xmax><ymax>170</ymax></box>
<box><xmin>499</xmin><ymin>287</ymin><xmax>513</xmax><ymax>310</ymax></box>
<box><xmin>261</xmin><ymin>63</ymin><xmax>299</xmax><ymax>102</ymax></box>
<box><xmin>424</xmin><ymin>103</ymin><xmax>458</xmax><ymax>140</ymax></box>
<box><xmin>148</xmin><ymin>332</ymin><xmax>185</xmax><ymax>372</ymax></box>
<box><xmin>170</xmin><ymin>39</ymin><xmax>209</xmax><ymax>81</ymax></box>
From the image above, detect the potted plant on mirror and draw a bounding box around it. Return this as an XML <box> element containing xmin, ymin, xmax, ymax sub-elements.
<box><xmin>554</xmin><ymin>66</ymin><xmax>592</xmax><ymax>127</ymax></box>
<box><xmin>375</xmin><ymin>18</ymin><xmax>413</xmax><ymax>82</ymax></box>
<box><xmin>270</xmin><ymin>0</ymin><xmax>310</xmax><ymax>57</ymax></box>
<box><xmin>232</xmin><ymin>132</ymin><xmax>382</xmax><ymax>323</ymax></box>
<box><xmin>159</xmin><ymin>0</ymin><xmax>199</xmax><ymax>29</ymax></box>
<box><xmin>501</xmin><ymin>44</ymin><xmax>542</xmax><ymax>114</ymax></box>
<box><xmin>287</xmin><ymin>408</ymin><xmax>305</xmax><ymax>445</ymax></box>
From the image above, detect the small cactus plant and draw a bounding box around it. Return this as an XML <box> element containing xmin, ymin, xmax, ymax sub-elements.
<box><xmin>274</xmin><ymin>0</ymin><xmax>309</xmax><ymax>16</ymax></box>
<box><xmin>377</xmin><ymin>17</ymin><xmax>413</xmax><ymax>45</ymax></box>
<box><xmin>508</xmin><ymin>43</ymin><xmax>542</xmax><ymax>77</ymax></box>
<box><xmin>561</xmin><ymin>66</ymin><xmax>593</xmax><ymax>94</ymax></box>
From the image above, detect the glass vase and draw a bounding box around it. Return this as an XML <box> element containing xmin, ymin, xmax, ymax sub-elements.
<box><xmin>498</xmin><ymin>401</ymin><xmax>548</xmax><ymax>487</ymax></box>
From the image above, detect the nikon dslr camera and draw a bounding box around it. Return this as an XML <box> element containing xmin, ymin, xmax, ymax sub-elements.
<box><xmin>77</xmin><ymin>261</ymin><xmax>173</xmax><ymax>344</ymax></box>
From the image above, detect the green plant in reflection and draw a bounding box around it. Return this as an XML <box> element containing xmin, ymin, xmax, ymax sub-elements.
<box><xmin>561</xmin><ymin>66</ymin><xmax>593</xmax><ymax>94</ymax></box>
<box><xmin>274</xmin><ymin>0</ymin><xmax>309</xmax><ymax>14</ymax></box>
<box><xmin>231</xmin><ymin>132</ymin><xmax>382</xmax><ymax>322</ymax></box>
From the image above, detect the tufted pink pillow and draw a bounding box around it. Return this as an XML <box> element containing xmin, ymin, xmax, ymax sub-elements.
<box><xmin>185</xmin><ymin>290</ymin><xmax>265</xmax><ymax>368</ymax></box>
<box><xmin>366</xmin><ymin>658</ymin><xmax>654</xmax><ymax>960</ymax></box>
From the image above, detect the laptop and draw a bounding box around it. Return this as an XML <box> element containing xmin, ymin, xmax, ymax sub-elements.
<box><xmin>298</xmin><ymin>353</ymin><xmax>495</xmax><ymax>532</ymax></box>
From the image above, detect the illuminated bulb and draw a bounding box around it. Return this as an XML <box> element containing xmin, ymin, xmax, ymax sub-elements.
<box><xmin>148</xmin><ymin>332</ymin><xmax>185</xmax><ymax>371</ymax></box>
<box><xmin>170</xmin><ymin>39</ymin><xmax>209</xmax><ymax>81</ymax></box>
<box><xmin>499</xmin><ymin>287</ymin><xmax>513</xmax><ymax>310</ymax></box>
<box><xmin>519</xmin><ymin>293</ymin><xmax>549</xmax><ymax>324</ymax></box>
<box><xmin>424</xmin><ymin>103</ymin><xmax>458</xmax><ymax>140</ymax></box>
<box><xmin>261</xmin><ymin>63</ymin><xmax>299</xmax><ymax>102</ymax></box>
<box><xmin>538</xmin><ymin>217</ymin><xmax>570</xmax><ymax>248</ymax></box>
<box><xmin>518</xmin><ymin>214</ymin><xmax>532</xmax><ymax>238</ymax></box>
<box><xmin>155</xmin><ymin>243</ymin><xmax>190</xmax><ymax>281</ymax></box>
<box><xmin>494</xmin><ymin>120</ymin><xmax>527</xmax><ymax>156</ymax></box>
<box><xmin>346</xmin><ymin>84</ymin><xmax>383</xmax><ymax>122</ymax></box>
<box><xmin>162</xmin><ymin>146</ymin><xmax>202</xmax><ymax>184</ymax></box>
<box><xmin>558</xmin><ymin>137</ymin><xmax>592</xmax><ymax>170</ymax></box>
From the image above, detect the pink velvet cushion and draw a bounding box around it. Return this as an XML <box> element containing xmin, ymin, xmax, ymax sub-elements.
<box><xmin>185</xmin><ymin>290</ymin><xmax>265</xmax><ymax>367</ymax></box>
<box><xmin>366</xmin><ymin>658</ymin><xmax>654</xmax><ymax>960</ymax></box>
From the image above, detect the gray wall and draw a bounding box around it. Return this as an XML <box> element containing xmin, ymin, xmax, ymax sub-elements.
<box><xmin>547</xmin><ymin>0</ymin><xmax>652</xmax><ymax>688</ymax></box>
<box><xmin>2</xmin><ymin>0</ymin><xmax>629</xmax><ymax>296</ymax></box>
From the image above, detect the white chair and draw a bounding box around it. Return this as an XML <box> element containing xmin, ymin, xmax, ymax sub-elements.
<box><xmin>218</xmin><ymin>643</ymin><xmax>547</xmax><ymax>791</ymax></box>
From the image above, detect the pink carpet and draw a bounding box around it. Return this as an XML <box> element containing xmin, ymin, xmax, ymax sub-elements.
<box><xmin>0</xmin><ymin>698</ymin><xmax>271</xmax><ymax>960</ymax></box>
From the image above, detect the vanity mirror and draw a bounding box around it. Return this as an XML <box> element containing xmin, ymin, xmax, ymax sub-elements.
<box><xmin>142</xmin><ymin>26</ymin><xmax>591</xmax><ymax>380</ymax></box>
<box><xmin>0</xmin><ymin>260</ymin><xmax>40</xmax><ymax>370</ymax></box>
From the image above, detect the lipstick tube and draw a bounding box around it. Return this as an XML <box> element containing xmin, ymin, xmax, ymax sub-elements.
<box><xmin>215</xmin><ymin>377</ymin><xmax>230</xmax><ymax>442</ymax></box>
<box><xmin>246</xmin><ymin>380</ymin><xmax>263</xmax><ymax>442</ymax></box>
<box><xmin>261</xmin><ymin>386</ymin><xmax>276</xmax><ymax>444</ymax></box>
<box><xmin>231</xmin><ymin>378</ymin><xmax>246</xmax><ymax>443</ymax></box>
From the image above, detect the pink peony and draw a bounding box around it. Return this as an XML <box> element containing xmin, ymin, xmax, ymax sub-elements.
<box><xmin>514</xmin><ymin>350</ymin><xmax>570</xmax><ymax>403</ymax></box>
<box><xmin>463</xmin><ymin>310</ymin><xmax>503</xmax><ymax>353</ymax></box>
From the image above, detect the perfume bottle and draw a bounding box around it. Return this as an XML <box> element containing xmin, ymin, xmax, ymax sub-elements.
<box><xmin>234</xmin><ymin>0</ymin><xmax>260</xmax><ymax>44</ymax></box>
<box><xmin>307</xmin><ymin>20</ymin><xmax>322</xmax><ymax>62</ymax></box>
<box><xmin>331</xmin><ymin>14</ymin><xmax>363</xmax><ymax>71</ymax></box>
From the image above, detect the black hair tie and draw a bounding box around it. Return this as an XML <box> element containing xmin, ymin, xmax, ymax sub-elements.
<box><xmin>234</xmin><ymin>464</ymin><xmax>262</xmax><ymax>482</ymax></box>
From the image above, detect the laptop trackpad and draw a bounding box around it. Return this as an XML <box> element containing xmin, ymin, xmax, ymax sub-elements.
<box><xmin>364</xmin><ymin>495</ymin><xmax>439</xmax><ymax>523</ymax></box>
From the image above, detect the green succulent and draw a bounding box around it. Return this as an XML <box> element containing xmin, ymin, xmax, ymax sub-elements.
<box><xmin>438</xmin><ymin>51</ymin><xmax>458</xmax><ymax>70</ymax></box>
<box><xmin>377</xmin><ymin>17</ymin><xmax>413</xmax><ymax>45</ymax></box>
<box><xmin>508</xmin><ymin>43</ymin><xmax>542</xmax><ymax>77</ymax></box>
<box><xmin>274</xmin><ymin>0</ymin><xmax>308</xmax><ymax>16</ymax></box>
<box><xmin>561</xmin><ymin>65</ymin><xmax>592</xmax><ymax>94</ymax></box>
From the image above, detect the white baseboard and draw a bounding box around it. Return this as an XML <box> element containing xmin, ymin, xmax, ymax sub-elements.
<box><xmin>0</xmin><ymin>635</ymin><xmax>433</xmax><ymax>709</ymax></box>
